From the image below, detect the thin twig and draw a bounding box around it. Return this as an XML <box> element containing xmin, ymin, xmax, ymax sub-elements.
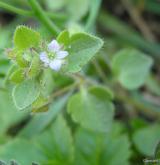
<box><xmin>121</xmin><ymin>0</ymin><xmax>156</xmax><ymax>42</ymax></box>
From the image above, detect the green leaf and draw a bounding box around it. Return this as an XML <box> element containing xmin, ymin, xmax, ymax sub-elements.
<box><xmin>67</xmin><ymin>0</ymin><xmax>90</xmax><ymax>21</ymax></box>
<box><xmin>155</xmin><ymin>142</ymin><xmax>160</xmax><ymax>159</ymax></box>
<box><xmin>0</xmin><ymin>115</ymin><xmax>73</xmax><ymax>165</ymax></box>
<box><xmin>12</xmin><ymin>79</ymin><xmax>40</xmax><ymax>110</ymax></box>
<box><xmin>57</xmin><ymin>30</ymin><xmax>70</xmax><ymax>47</ymax></box>
<box><xmin>133</xmin><ymin>124</ymin><xmax>160</xmax><ymax>156</ymax></box>
<box><xmin>146</xmin><ymin>76</ymin><xmax>160</xmax><ymax>96</ymax></box>
<box><xmin>27</xmin><ymin>55</ymin><xmax>41</xmax><ymax>78</ymax></box>
<box><xmin>45</xmin><ymin>0</ymin><xmax>66</xmax><ymax>11</ymax></box>
<box><xmin>15</xmin><ymin>50</ymin><xmax>29</xmax><ymax>68</ymax></box>
<box><xmin>0</xmin><ymin>91</ymin><xmax>28</xmax><ymax>134</ymax></box>
<box><xmin>65</xmin><ymin>32</ymin><xmax>103</xmax><ymax>73</ymax></box>
<box><xmin>67</xmin><ymin>87</ymin><xmax>114</xmax><ymax>132</ymax></box>
<box><xmin>40</xmin><ymin>69</ymin><xmax>55</xmax><ymax>97</ymax></box>
<box><xmin>10</xmin><ymin>68</ymin><xmax>24</xmax><ymax>84</ymax></box>
<box><xmin>14</xmin><ymin>25</ymin><xmax>41</xmax><ymax>50</ymax></box>
<box><xmin>19</xmin><ymin>93</ymin><xmax>70</xmax><ymax>138</ymax></box>
<box><xmin>89</xmin><ymin>85</ymin><xmax>114</xmax><ymax>100</ymax></box>
<box><xmin>31</xmin><ymin>95</ymin><xmax>49</xmax><ymax>113</ymax></box>
<box><xmin>74</xmin><ymin>128</ymin><xmax>131</xmax><ymax>165</ymax></box>
<box><xmin>0</xmin><ymin>139</ymin><xmax>45</xmax><ymax>165</ymax></box>
<box><xmin>112</xmin><ymin>49</ymin><xmax>153</xmax><ymax>90</ymax></box>
<box><xmin>36</xmin><ymin>115</ymin><xmax>74</xmax><ymax>165</ymax></box>
<box><xmin>0</xmin><ymin>58</ymin><xmax>10</xmax><ymax>76</ymax></box>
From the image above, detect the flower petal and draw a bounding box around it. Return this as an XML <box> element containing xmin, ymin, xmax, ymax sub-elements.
<box><xmin>40</xmin><ymin>52</ymin><xmax>49</xmax><ymax>65</ymax></box>
<box><xmin>49</xmin><ymin>59</ymin><xmax>62</xmax><ymax>71</ymax></box>
<box><xmin>56</xmin><ymin>51</ymin><xmax>69</xmax><ymax>59</ymax></box>
<box><xmin>48</xmin><ymin>40</ymin><xmax>60</xmax><ymax>52</ymax></box>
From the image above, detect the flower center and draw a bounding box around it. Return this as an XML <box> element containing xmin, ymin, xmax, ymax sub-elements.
<box><xmin>48</xmin><ymin>51</ymin><xmax>56</xmax><ymax>59</ymax></box>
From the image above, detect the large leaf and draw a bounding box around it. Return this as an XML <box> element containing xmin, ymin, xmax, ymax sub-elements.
<box><xmin>12</xmin><ymin>79</ymin><xmax>40</xmax><ymax>110</ymax></box>
<box><xmin>133</xmin><ymin>124</ymin><xmax>160</xmax><ymax>156</ymax></box>
<box><xmin>111</xmin><ymin>49</ymin><xmax>153</xmax><ymax>90</ymax></box>
<box><xmin>65</xmin><ymin>32</ymin><xmax>103</xmax><ymax>73</ymax></box>
<box><xmin>74</xmin><ymin>128</ymin><xmax>131</xmax><ymax>165</ymax></box>
<box><xmin>0</xmin><ymin>91</ymin><xmax>28</xmax><ymax>134</ymax></box>
<box><xmin>35</xmin><ymin>115</ymin><xmax>74</xmax><ymax>165</ymax></box>
<box><xmin>0</xmin><ymin>139</ymin><xmax>45</xmax><ymax>165</ymax></box>
<box><xmin>67</xmin><ymin>87</ymin><xmax>114</xmax><ymax>132</ymax></box>
<box><xmin>14</xmin><ymin>25</ymin><xmax>41</xmax><ymax>50</ymax></box>
<box><xmin>19</xmin><ymin>93</ymin><xmax>71</xmax><ymax>138</ymax></box>
<box><xmin>0</xmin><ymin>115</ymin><xmax>73</xmax><ymax>165</ymax></box>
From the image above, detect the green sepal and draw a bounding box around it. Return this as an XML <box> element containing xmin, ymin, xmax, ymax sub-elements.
<box><xmin>27</xmin><ymin>54</ymin><xmax>41</xmax><ymax>78</ymax></box>
<box><xmin>16</xmin><ymin>51</ymin><xmax>29</xmax><ymax>68</ymax></box>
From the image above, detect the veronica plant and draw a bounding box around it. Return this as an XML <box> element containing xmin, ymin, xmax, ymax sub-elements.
<box><xmin>0</xmin><ymin>0</ymin><xmax>158</xmax><ymax>164</ymax></box>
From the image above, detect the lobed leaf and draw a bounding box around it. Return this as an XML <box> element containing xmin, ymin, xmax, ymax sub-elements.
<box><xmin>74</xmin><ymin>128</ymin><xmax>131</xmax><ymax>165</ymax></box>
<box><xmin>67</xmin><ymin>87</ymin><xmax>114</xmax><ymax>132</ymax></box>
<box><xmin>14</xmin><ymin>25</ymin><xmax>41</xmax><ymax>50</ymax></box>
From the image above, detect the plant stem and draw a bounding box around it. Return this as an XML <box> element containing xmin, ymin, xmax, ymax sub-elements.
<box><xmin>0</xmin><ymin>1</ymin><xmax>33</xmax><ymax>16</ymax></box>
<box><xmin>85</xmin><ymin>0</ymin><xmax>102</xmax><ymax>32</ymax></box>
<box><xmin>50</xmin><ymin>83</ymin><xmax>78</xmax><ymax>100</ymax></box>
<box><xmin>28</xmin><ymin>0</ymin><xmax>60</xmax><ymax>35</ymax></box>
<box><xmin>92</xmin><ymin>60</ymin><xmax>108</xmax><ymax>83</ymax></box>
<box><xmin>0</xmin><ymin>1</ymin><xmax>67</xmax><ymax>21</ymax></box>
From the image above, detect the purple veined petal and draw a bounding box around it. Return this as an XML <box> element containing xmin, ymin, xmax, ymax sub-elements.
<box><xmin>49</xmin><ymin>59</ymin><xmax>62</xmax><ymax>71</ymax></box>
<box><xmin>40</xmin><ymin>52</ymin><xmax>50</xmax><ymax>64</ymax></box>
<box><xmin>56</xmin><ymin>51</ymin><xmax>69</xmax><ymax>59</ymax></box>
<box><xmin>48</xmin><ymin>39</ymin><xmax>60</xmax><ymax>53</ymax></box>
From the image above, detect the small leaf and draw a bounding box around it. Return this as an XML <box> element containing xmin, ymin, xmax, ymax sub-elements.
<box><xmin>112</xmin><ymin>49</ymin><xmax>153</xmax><ymax>90</ymax></box>
<box><xmin>65</xmin><ymin>32</ymin><xmax>103</xmax><ymax>73</ymax></box>
<box><xmin>10</xmin><ymin>68</ymin><xmax>24</xmax><ymax>84</ymax></box>
<box><xmin>67</xmin><ymin>87</ymin><xmax>114</xmax><ymax>132</ymax></box>
<box><xmin>57</xmin><ymin>30</ymin><xmax>70</xmax><ymax>46</ymax></box>
<box><xmin>89</xmin><ymin>85</ymin><xmax>114</xmax><ymax>100</ymax></box>
<box><xmin>14</xmin><ymin>25</ymin><xmax>41</xmax><ymax>50</ymax></box>
<box><xmin>12</xmin><ymin>79</ymin><xmax>40</xmax><ymax>110</ymax></box>
<box><xmin>133</xmin><ymin>124</ymin><xmax>160</xmax><ymax>156</ymax></box>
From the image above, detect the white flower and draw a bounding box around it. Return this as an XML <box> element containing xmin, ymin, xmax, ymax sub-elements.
<box><xmin>39</xmin><ymin>40</ymin><xmax>68</xmax><ymax>71</ymax></box>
